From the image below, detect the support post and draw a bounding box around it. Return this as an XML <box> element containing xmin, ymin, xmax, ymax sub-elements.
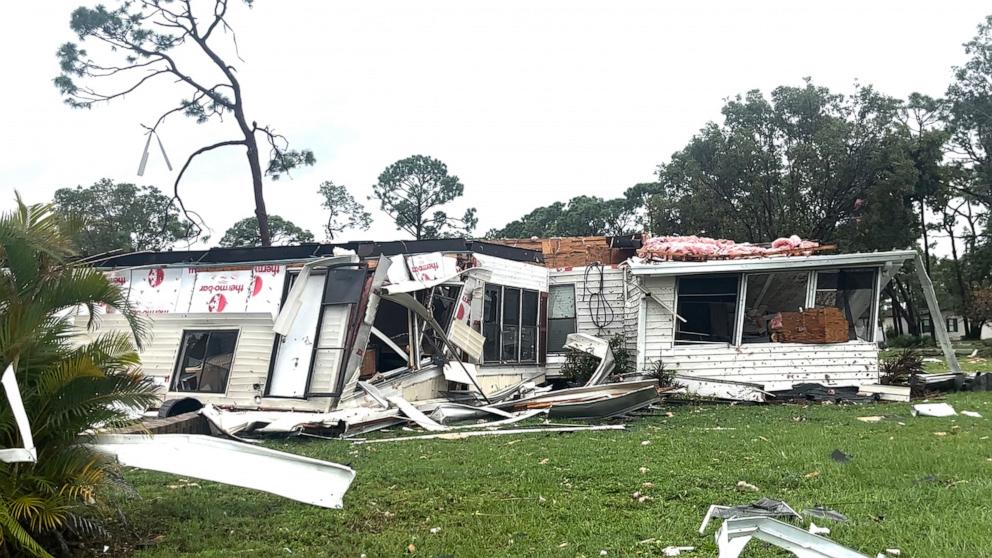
<box><xmin>914</xmin><ymin>254</ymin><xmax>962</xmax><ymax>375</ymax></box>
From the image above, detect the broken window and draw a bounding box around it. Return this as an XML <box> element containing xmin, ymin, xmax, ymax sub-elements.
<box><xmin>675</xmin><ymin>275</ymin><xmax>739</xmax><ymax>345</ymax></box>
<box><xmin>172</xmin><ymin>330</ymin><xmax>238</xmax><ymax>393</ymax></box>
<box><xmin>521</xmin><ymin>289</ymin><xmax>538</xmax><ymax>361</ymax></box>
<box><xmin>482</xmin><ymin>284</ymin><xmax>540</xmax><ymax>363</ymax></box>
<box><xmin>420</xmin><ymin>285</ymin><xmax>462</xmax><ymax>358</ymax></box>
<box><xmin>548</xmin><ymin>284</ymin><xmax>577</xmax><ymax>352</ymax></box>
<box><xmin>483</xmin><ymin>284</ymin><xmax>501</xmax><ymax>361</ymax></box>
<box><xmin>946</xmin><ymin>317</ymin><xmax>959</xmax><ymax>333</ymax></box>
<box><xmin>741</xmin><ymin>271</ymin><xmax>809</xmax><ymax>344</ymax></box>
<box><xmin>501</xmin><ymin>287</ymin><xmax>520</xmax><ymax>360</ymax></box>
<box><xmin>814</xmin><ymin>268</ymin><xmax>877</xmax><ymax>341</ymax></box>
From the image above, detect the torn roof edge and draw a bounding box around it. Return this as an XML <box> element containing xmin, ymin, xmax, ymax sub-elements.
<box><xmin>626</xmin><ymin>249</ymin><xmax>917</xmax><ymax>276</ymax></box>
<box><xmin>89</xmin><ymin>238</ymin><xmax>545</xmax><ymax>268</ymax></box>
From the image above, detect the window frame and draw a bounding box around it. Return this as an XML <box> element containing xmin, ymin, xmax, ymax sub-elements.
<box><xmin>170</xmin><ymin>328</ymin><xmax>240</xmax><ymax>395</ymax></box>
<box><xmin>672</xmin><ymin>265</ymin><xmax>882</xmax><ymax>350</ymax></box>
<box><xmin>674</xmin><ymin>274</ymin><xmax>742</xmax><ymax>347</ymax></box>
<box><xmin>547</xmin><ymin>283</ymin><xmax>578</xmax><ymax>354</ymax></box>
<box><xmin>946</xmin><ymin>317</ymin><xmax>959</xmax><ymax>333</ymax></box>
<box><xmin>482</xmin><ymin>283</ymin><xmax>541</xmax><ymax>364</ymax></box>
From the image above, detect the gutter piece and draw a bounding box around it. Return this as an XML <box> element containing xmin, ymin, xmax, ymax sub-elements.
<box><xmin>92</xmin><ymin>434</ymin><xmax>355</xmax><ymax>509</ymax></box>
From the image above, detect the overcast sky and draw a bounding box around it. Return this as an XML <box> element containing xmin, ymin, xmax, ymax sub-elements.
<box><xmin>1</xmin><ymin>1</ymin><xmax>989</xmax><ymax>247</ymax></box>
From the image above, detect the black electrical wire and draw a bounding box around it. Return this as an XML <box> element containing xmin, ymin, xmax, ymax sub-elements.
<box><xmin>584</xmin><ymin>262</ymin><xmax>616</xmax><ymax>331</ymax></box>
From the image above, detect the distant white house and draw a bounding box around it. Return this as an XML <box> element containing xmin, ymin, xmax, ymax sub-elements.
<box><xmin>881</xmin><ymin>311</ymin><xmax>991</xmax><ymax>342</ymax></box>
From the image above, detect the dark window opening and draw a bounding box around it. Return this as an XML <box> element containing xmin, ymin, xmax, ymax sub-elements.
<box><xmin>520</xmin><ymin>289</ymin><xmax>538</xmax><ymax>361</ymax></box>
<box><xmin>548</xmin><ymin>284</ymin><xmax>577</xmax><ymax>352</ymax></box>
<box><xmin>815</xmin><ymin>268</ymin><xmax>877</xmax><ymax>341</ymax></box>
<box><xmin>741</xmin><ymin>271</ymin><xmax>809</xmax><ymax>344</ymax></box>
<box><xmin>324</xmin><ymin>268</ymin><xmax>366</xmax><ymax>304</ymax></box>
<box><xmin>920</xmin><ymin>318</ymin><xmax>932</xmax><ymax>334</ymax></box>
<box><xmin>419</xmin><ymin>285</ymin><xmax>462</xmax><ymax>358</ymax></box>
<box><xmin>367</xmin><ymin>299</ymin><xmax>411</xmax><ymax>375</ymax></box>
<box><xmin>501</xmin><ymin>287</ymin><xmax>521</xmax><ymax>361</ymax></box>
<box><xmin>675</xmin><ymin>275</ymin><xmax>739</xmax><ymax>345</ymax></box>
<box><xmin>483</xmin><ymin>285</ymin><xmax>501</xmax><ymax>362</ymax></box>
<box><xmin>482</xmin><ymin>284</ymin><xmax>540</xmax><ymax>363</ymax></box>
<box><xmin>947</xmin><ymin>318</ymin><xmax>959</xmax><ymax>333</ymax></box>
<box><xmin>172</xmin><ymin>330</ymin><xmax>238</xmax><ymax>393</ymax></box>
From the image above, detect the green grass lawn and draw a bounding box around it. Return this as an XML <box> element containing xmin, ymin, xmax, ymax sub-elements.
<box><xmin>117</xmin><ymin>392</ymin><xmax>992</xmax><ymax>557</ymax></box>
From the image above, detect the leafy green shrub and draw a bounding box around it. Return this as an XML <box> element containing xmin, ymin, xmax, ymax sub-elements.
<box><xmin>0</xmin><ymin>198</ymin><xmax>159</xmax><ymax>557</ymax></box>
<box><xmin>648</xmin><ymin>359</ymin><xmax>676</xmax><ymax>387</ymax></box>
<box><xmin>608</xmin><ymin>334</ymin><xmax>631</xmax><ymax>376</ymax></box>
<box><xmin>560</xmin><ymin>333</ymin><xmax>633</xmax><ymax>383</ymax></box>
<box><xmin>887</xmin><ymin>334</ymin><xmax>926</xmax><ymax>348</ymax></box>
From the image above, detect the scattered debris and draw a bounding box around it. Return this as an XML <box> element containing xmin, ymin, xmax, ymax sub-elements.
<box><xmin>962</xmin><ymin>410</ymin><xmax>983</xmax><ymax>418</ymax></box>
<box><xmin>773</xmin><ymin>383</ymin><xmax>874</xmax><ymax>404</ymax></box>
<box><xmin>429</xmin><ymin>403</ymin><xmax>512</xmax><ymax>425</ymax></box>
<box><xmin>802</xmin><ymin>507</ymin><xmax>850</xmax><ymax>523</ymax></box>
<box><xmin>912</xmin><ymin>403</ymin><xmax>957</xmax><ymax>417</ymax></box>
<box><xmin>858</xmin><ymin>384</ymin><xmax>912</xmax><ymax>402</ymax></box>
<box><xmin>672</xmin><ymin>376</ymin><xmax>768</xmax><ymax>403</ymax></box>
<box><xmin>856</xmin><ymin>416</ymin><xmax>885</xmax><ymax>423</ymax></box>
<box><xmin>714</xmin><ymin>516</ymin><xmax>872</xmax><ymax>558</ymax></box>
<box><xmin>736</xmin><ymin>480</ymin><xmax>760</xmax><ymax>492</ymax></box>
<box><xmin>661</xmin><ymin>546</ymin><xmax>695</xmax><ymax>556</ymax></box>
<box><xmin>831</xmin><ymin>449</ymin><xmax>851</xmax><ymax>463</ymax></box>
<box><xmin>807</xmin><ymin>522</ymin><xmax>830</xmax><ymax>535</ymax></box>
<box><xmin>496</xmin><ymin>380</ymin><xmax>660</xmax><ymax>420</ymax></box>
<box><xmin>631</xmin><ymin>491</ymin><xmax>652</xmax><ymax>503</ymax></box>
<box><xmin>355</xmin><ymin>424</ymin><xmax>626</xmax><ymax>444</ymax></box>
<box><xmin>699</xmin><ymin>498</ymin><xmax>799</xmax><ymax>534</ymax></box>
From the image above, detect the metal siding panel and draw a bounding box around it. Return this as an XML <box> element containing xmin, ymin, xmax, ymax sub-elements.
<box><xmin>474</xmin><ymin>253</ymin><xmax>549</xmax><ymax>292</ymax></box>
<box><xmin>659</xmin><ymin>342</ymin><xmax>880</xmax><ymax>388</ymax></box>
<box><xmin>549</xmin><ymin>266</ymin><xmax>626</xmax><ymax>341</ymax></box>
<box><xmin>309</xmin><ymin>306</ymin><xmax>350</xmax><ymax>394</ymax></box>
<box><xmin>78</xmin><ymin>313</ymin><xmax>277</xmax><ymax>405</ymax></box>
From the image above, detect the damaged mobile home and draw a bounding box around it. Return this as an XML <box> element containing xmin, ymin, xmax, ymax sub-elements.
<box><xmin>80</xmin><ymin>235</ymin><xmax>960</xmax><ymax>416</ymax></box>
<box><xmin>80</xmin><ymin>240</ymin><xmax>551</xmax><ymax>418</ymax></box>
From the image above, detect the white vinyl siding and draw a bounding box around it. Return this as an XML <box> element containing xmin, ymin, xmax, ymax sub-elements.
<box><xmin>637</xmin><ymin>275</ymin><xmax>880</xmax><ymax>389</ymax></box>
<box><xmin>76</xmin><ymin>312</ymin><xmax>335</xmax><ymax>411</ymax></box>
<box><xmin>473</xmin><ymin>253</ymin><xmax>549</xmax><ymax>292</ymax></box>
<box><xmin>308</xmin><ymin>306</ymin><xmax>351</xmax><ymax>394</ymax></box>
<box><xmin>549</xmin><ymin>265</ymin><xmax>626</xmax><ymax>341</ymax></box>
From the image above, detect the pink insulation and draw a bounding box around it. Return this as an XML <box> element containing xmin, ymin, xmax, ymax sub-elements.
<box><xmin>638</xmin><ymin>235</ymin><xmax>821</xmax><ymax>261</ymax></box>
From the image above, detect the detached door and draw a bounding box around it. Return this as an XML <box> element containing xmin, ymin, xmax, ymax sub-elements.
<box><xmin>267</xmin><ymin>274</ymin><xmax>324</xmax><ymax>398</ymax></box>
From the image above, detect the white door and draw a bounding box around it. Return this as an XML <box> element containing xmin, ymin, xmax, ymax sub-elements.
<box><xmin>268</xmin><ymin>275</ymin><xmax>324</xmax><ymax>397</ymax></box>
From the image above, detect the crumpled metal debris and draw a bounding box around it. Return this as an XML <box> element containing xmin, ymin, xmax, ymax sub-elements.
<box><xmin>802</xmin><ymin>507</ymin><xmax>850</xmax><ymax>523</ymax></box>
<box><xmin>699</xmin><ymin>497</ymin><xmax>801</xmax><ymax>534</ymax></box>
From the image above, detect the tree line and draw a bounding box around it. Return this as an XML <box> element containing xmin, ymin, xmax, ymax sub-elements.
<box><xmin>486</xmin><ymin>18</ymin><xmax>992</xmax><ymax>339</ymax></box>
<box><xmin>50</xmin><ymin>153</ymin><xmax>476</xmax><ymax>252</ymax></box>
<box><xmin>47</xmin><ymin>0</ymin><xmax>992</xmax><ymax>336</ymax></box>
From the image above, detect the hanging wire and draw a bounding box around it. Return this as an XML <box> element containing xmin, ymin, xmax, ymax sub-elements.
<box><xmin>584</xmin><ymin>262</ymin><xmax>616</xmax><ymax>331</ymax></box>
